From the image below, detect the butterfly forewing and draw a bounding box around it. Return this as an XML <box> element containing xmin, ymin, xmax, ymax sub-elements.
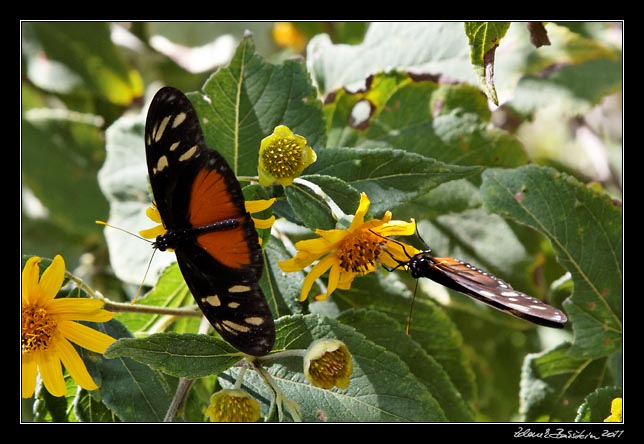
<box><xmin>411</xmin><ymin>253</ymin><xmax>567</xmax><ymax>328</ymax></box>
<box><xmin>144</xmin><ymin>86</ymin><xmax>275</xmax><ymax>355</ymax></box>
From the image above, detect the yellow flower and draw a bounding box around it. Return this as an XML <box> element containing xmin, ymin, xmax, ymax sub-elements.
<box><xmin>138</xmin><ymin>203</ymin><xmax>167</xmax><ymax>240</ymax></box>
<box><xmin>204</xmin><ymin>389</ymin><xmax>261</xmax><ymax>422</ymax></box>
<box><xmin>279</xmin><ymin>192</ymin><xmax>419</xmax><ymax>301</ymax></box>
<box><xmin>272</xmin><ymin>22</ymin><xmax>307</xmax><ymax>53</ymax></box>
<box><xmin>604</xmin><ymin>397</ymin><xmax>622</xmax><ymax>422</ymax></box>
<box><xmin>258</xmin><ymin>125</ymin><xmax>317</xmax><ymax>187</ymax></box>
<box><xmin>304</xmin><ymin>339</ymin><xmax>352</xmax><ymax>390</ymax></box>
<box><xmin>139</xmin><ymin>198</ymin><xmax>276</xmax><ymax>245</ymax></box>
<box><xmin>22</xmin><ymin>255</ymin><xmax>116</xmax><ymax>398</ymax></box>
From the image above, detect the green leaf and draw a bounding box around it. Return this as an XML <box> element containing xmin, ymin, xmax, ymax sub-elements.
<box><xmin>85</xmin><ymin>318</ymin><xmax>177</xmax><ymax>422</ymax></box>
<box><xmin>481</xmin><ymin>165</ymin><xmax>622</xmax><ymax>358</ymax></box>
<box><xmin>511</xmin><ymin>55</ymin><xmax>622</xmax><ymax>116</ymax></box>
<box><xmin>188</xmin><ymin>33</ymin><xmax>325</xmax><ymax>177</ymax></box>
<box><xmin>494</xmin><ymin>22</ymin><xmax>621</xmax><ymax>116</ymax></box>
<box><xmin>301</xmin><ymin>174</ymin><xmax>363</xmax><ymax>218</ymax></box>
<box><xmin>333</xmin><ymin>272</ymin><xmax>477</xmax><ymax>403</ymax></box>
<box><xmin>323</xmin><ymin>71</ymin><xmax>528</xmax><ymax>168</ymax></box>
<box><xmin>240</xmin><ymin>314</ymin><xmax>448</xmax><ymax>422</ymax></box>
<box><xmin>280</xmin><ymin>175</ymin><xmax>361</xmax><ymax>231</ymax></box>
<box><xmin>307</xmin><ymin>147</ymin><xmax>482</xmax><ymax>215</ymax></box>
<box><xmin>575</xmin><ymin>386</ymin><xmax>622</xmax><ymax>422</ymax></box>
<box><xmin>464</xmin><ymin>22</ymin><xmax>511</xmax><ymax>105</ymax></box>
<box><xmin>307</xmin><ymin>22</ymin><xmax>476</xmax><ymax>93</ymax></box>
<box><xmin>262</xmin><ymin>237</ymin><xmax>306</xmax><ymax>317</ymax></box>
<box><xmin>22</xmin><ymin>22</ymin><xmax>143</xmax><ymax>105</ymax></box>
<box><xmin>74</xmin><ymin>389</ymin><xmax>120</xmax><ymax>422</ymax></box>
<box><xmin>33</xmin><ymin>381</ymin><xmax>70</xmax><ymax>422</ymax></box>
<box><xmin>115</xmin><ymin>263</ymin><xmax>198</xmax><ymax>334</ymax></box>
<box><xmin>338</xmin><ymin>309</ymin><xmax>474</xmax><ymax>421</ymax></box>
<box><xmin>520</xmin><ymin>342</ymin><xmax>611</xmax><ymax>422</ymax></box>
<box><xmin>284</xmin><ymin>181</ymin><xmax>336</xmax><ymax>230</ymax></box>
<box><xmin>104</xmin><ymin>332</ymin><xmax>243</xmax><ymax>379</ymax></box>
<box><xmin>22</xmin><ymin>109</ymin><xmax>109</xmax><ymax>237</ymax></box>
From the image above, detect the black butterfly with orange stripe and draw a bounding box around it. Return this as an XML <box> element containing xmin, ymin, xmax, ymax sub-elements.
<box><xmin>384</xmin><ymin>237</ymin><xmax>567</xmax><ymax>329</ymax></box>
<box><xmin>145</xmin><ymin>86</ymin><xmax>275</xmax><ymax>356</ymax></box>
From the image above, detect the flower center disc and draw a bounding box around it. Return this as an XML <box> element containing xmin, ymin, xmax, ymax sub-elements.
<box><xmin>22</xmin><ymin>305</ymin><xmax>57</xmax><ymax>352</ymax></box>
<box><xmin>337</xmin><ymin>231</ymin><xmax>385</xmax><ymax>273</ymax></box>
<box><xmin>261</xmin><ymin>139</ymin><xmax>303</xmax><ymax>178</ymax></box>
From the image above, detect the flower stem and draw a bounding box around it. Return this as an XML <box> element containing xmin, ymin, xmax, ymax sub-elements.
<box><xmin>256</xmin><ymin>349</ymin><xmax>307</xmax><ymax>363</ymax></box>
<box><xmin>164</xmin><ymin>378</ymin><xmax>194</xmax><ymax>422</ymax></box>
<box><xmin>64</xmin><ymin>271</ymin><xmax>202</xmax><ymax>318</ymax></box>
<box><xmin>236</xmin><ymin>175</ymin><xmax>260</xmax><ymax>184</ymax></box>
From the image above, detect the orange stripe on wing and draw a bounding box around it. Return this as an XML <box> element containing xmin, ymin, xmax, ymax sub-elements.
<box><xmin>433</xmin><ymin>257</ymin><xmax>502</xmax><ymax>287</ymax></box>
<box><xmin>190</xmin><ymin>168</ymin><xmax>242</xmax><ymax>227</ymax></box>
<box><xmin>196</xmin><ymin>220</ymin><xmax>254</xmax><ymax>269</ymax></box>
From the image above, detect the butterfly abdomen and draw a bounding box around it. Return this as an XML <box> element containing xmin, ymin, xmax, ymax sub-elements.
<box><xmin>153</xmin><ymin>218</ymin><xmax>243</xmax><ymax>252</ymax></box>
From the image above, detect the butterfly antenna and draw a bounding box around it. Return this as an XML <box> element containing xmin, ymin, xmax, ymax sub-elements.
<box><xmin>414</xmin><ymin>225</ymin><xmax>430</xmax><ymax>251</ymax></box>
<box><xmin>406</xmin><ymin>281</ymin><xmax>419</xmax><ymax>336</ymax></box>
<box><xmin>131</xmin><ymin>249</ymin><xmax>156</xmax><ymax>304</ymax></box>
<box><xmin>96</xmin><ymin>220</ymin><xmax>155</xmax><ymax>304</ymax></box>
<box><xmin>96</xmin><ymin>220</ymin><xmax>153</xmax><ymax>244</ymax></box>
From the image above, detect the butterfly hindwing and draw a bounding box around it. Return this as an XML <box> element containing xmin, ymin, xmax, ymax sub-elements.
<box><xmin>144</xmin><ymin>86</ymin><xmax>275</xmax><ymax>355</ymax></box>
<box><xmin>410</xmin><ymin>253</ymin><xmax>567</xmax><ymax>328</ymax></box>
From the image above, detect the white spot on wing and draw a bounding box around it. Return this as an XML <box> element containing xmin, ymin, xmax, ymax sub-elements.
<box><xmin>228</xmin><ymin>302</ymin><xmax>240</xmax><ymax>308</ymax></box>
<box><xmin>501</xmin><ymin>291</ymin><xmax>519</xmax><ymax>297</ymax></box>
<box><xmin>245</xmin><ymin>317</ymin><xmax>264</xmax><ymax>326</ymax></box>
<box><xmin>479</xmin><ymin>290</ymin><xmax>496</xmax><ymax>298</ymax></box>
<box><xmin>228</xmin><ymin>285</ymin><xmax>251</xmax><ymax>293</ymax></box>
<box><xmin>179</xmin><ymin>145</ymin><xmax>198</xmax><ymax>162</ymax></box>
<box><xmin>172</xmin><ymin>112</ymin><xmax>187</xmax><ymax>128</ymax></box>
<box><xmin>154</xmin><ymin>115</ymin><xmax>172</xmax><ymax>142</ymax></box>
<box><xmin>222</xmin><ymin>320</ymin><xmax>250</xmax><ymax>333</ymax></box>
<box><xmin>156</xmin><ymin>155</ymin><xmax>169</xmax><ymax>173</ymax></box>
<box><xmin>169</xmin><ymin>141</ymin><xmax>180</xmax><ymax>151</ymax></box>
<box><xmin>202</xmin><ymin>295</ymin><xmax>221</xmax><ymax>307</ymax></box>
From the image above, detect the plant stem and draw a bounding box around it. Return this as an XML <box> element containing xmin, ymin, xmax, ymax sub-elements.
<box><xmin>164</xmin><ymin>378</ymin><xmax>195</xmax><ymax>422</ymax></box>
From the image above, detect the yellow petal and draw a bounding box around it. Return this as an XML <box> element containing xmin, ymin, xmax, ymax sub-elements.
<box><xmin>252</xmin><ymin>215</ymin><xmax>275</xmax><ymax>230</ymax></box>
<box><xmin>316</xmin><ymin>228</ymin><xmax>349</xmax><ymax>246</ymax></box>
<box><xmin>48</xmin><ymin>297</ymin><xmax>110</xmax><ymax>317</ymax></box>
<box><xmin>39</xmin><ymin>255</ymin><xmax>65</xmax><ymax>302</ymax></box>
<box><xmin>376</xmin><ymin>220</ymin><xmax>417</xmax><ymax>237</ymax></box>
<box><xmin>55</xmin><ymin>337</ymin><xmax>99</xmax><ymax>391</ymax></box>
<box><xmin>22</xmin><ymin>353</ymin><xmax>38</xmax><ymax>398</ymax></box>
<box><xmin>274</xmin><ymin>176</ymin><xmax>296</xmax><ymax>187</ymax></box>
<box><xmin>36</xmin><ymin>348</ymin><xmax>67</xmax><ymax>397</ymax></box>
<box><xmin>295</xmin><ymin>238</ymin><xmax>332</xmax><ymax>256</ymax></box>
<box><xmin>299</xmin><ymin>255</ymin><xmax>336</xmax><ymax>301</ymax></box>
<box><xmin>319</xmin><ymin>262</ymin><xmax>341</xmax><ymax>300</ymax></box>
<box><xmin>58</xmin><ymin>321</ymin><xmax>116</xmax><ymax>354</ymax></box>
<box><xmin>139</xmin><ymin>224</ymin><xmax>166</xmax><ymax>239</ymax></box>
<box><xmin>146</xmin><ymin>205</ymin><xmax>162</xmax><ymax>223</ymax></box>
<box><xmin>611</xmin><ymin>397</ymin><xmax>622</xmax><ymax>415</ymax></box>
<box><xmin>349</xmin><ymin>193</ymin><xmax>371</xmax><ymax>229</ymax></box>
<box><xmin>384</xmin><ymin>239</ymin><xmax>421</xmax><ymax>262</ymax></box>
<box><xmin>337</xmin><ymin>270</ymin><xmax>356</xmax><ymax>289</ymax></box>
<box><xmin>22</xmin><ymin>256</ymin><xmax>42</xmax><ymax>304</ymax></box>
<box><xmin>245</xmin><ymin>198</ymin><xmax>276</xmax><ymax>214</ymax></box>
<box><xmin>273</xmin><ymin>125</ymin><xmax>295</xmax><ymax>139</ymax></box>
<box><xmin>279</xmin><ymin>250</ymin><xmax>320</xmax><ymax>272</ymax></box>
<box><xmin>257</xmin><ymin>167</ymin><xmax>276</xmax><ymax>187</ymax></box>
<box><xmin>301</xmin><ymin>144</ymin><xmax>317</xmax><ymax>167</ymax></box>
